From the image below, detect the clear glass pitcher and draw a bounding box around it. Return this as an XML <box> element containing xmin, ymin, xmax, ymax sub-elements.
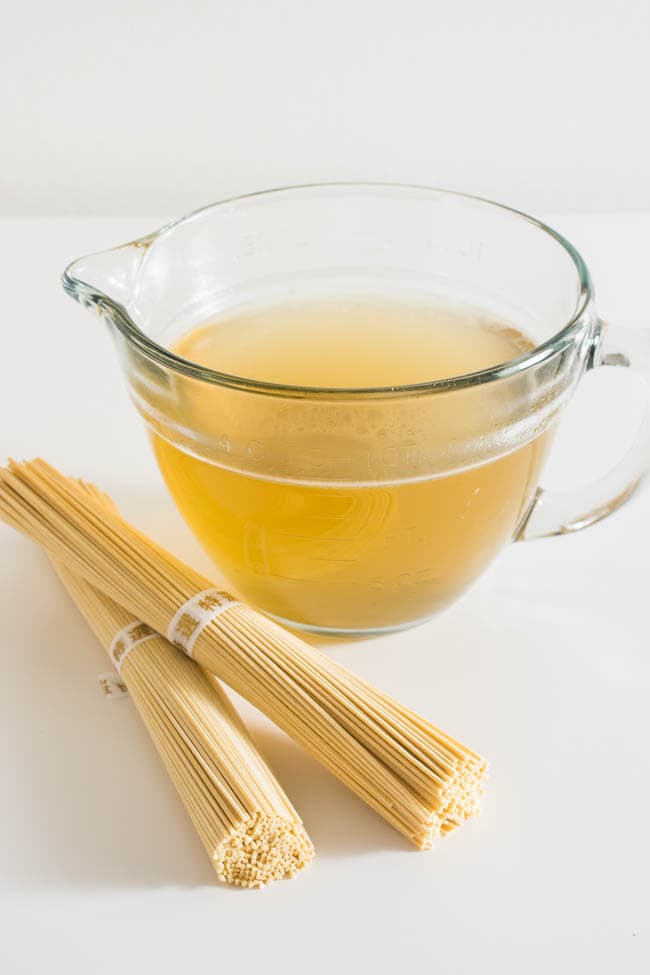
<box><xmin>63</xmin><ymin>184</ymin><xmax>650</xmax><ymax>634</ymax></box>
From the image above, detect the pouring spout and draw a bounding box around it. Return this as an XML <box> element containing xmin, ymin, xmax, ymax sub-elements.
<box><xmin>62</xmin><ymin>237</ymin><xmax>151</xmax><ymax>319</ymax></box>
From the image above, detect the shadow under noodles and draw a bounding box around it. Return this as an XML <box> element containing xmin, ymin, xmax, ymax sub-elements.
<box><xmin>249</xmin><ymin>724</ymin><xmax>412</xmax><ymax>859</ymax></box>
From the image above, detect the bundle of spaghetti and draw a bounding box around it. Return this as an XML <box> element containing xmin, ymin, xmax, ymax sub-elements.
<box><xmin>0</xmin><ymin>459</ymin><xmax>487</xmax><ymax>849</ymax></box>
<box><xmin>42</xmin><ymin>484</ymin><xmax>314</xmax><ymax>888</ymax></box>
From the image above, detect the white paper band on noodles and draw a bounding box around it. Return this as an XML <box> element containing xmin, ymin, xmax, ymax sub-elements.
<box><xmin>167</xmin><ymin>589</ymin><xmax>237</xmax><ymax>658</ymax></box>
<box><xmin>109</xmin><ymin>621</ymin><xmax>158</xmax><ymax>674</ymax></box>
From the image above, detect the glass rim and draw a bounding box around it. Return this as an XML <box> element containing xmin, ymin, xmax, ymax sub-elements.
<box><xmin>63</xmin><ymin>182</ymin><xmax>594</xmax><ymax>399</ymax></box>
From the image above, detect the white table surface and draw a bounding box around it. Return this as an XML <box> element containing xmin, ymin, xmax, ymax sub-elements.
<box><xmin>0</xmin><ymin>214</ymin><xmax>648</xmax><ymax>974</ymax></box>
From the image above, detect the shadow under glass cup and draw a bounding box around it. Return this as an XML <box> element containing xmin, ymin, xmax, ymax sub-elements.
<box><xmin>63</xmin><ymin>184</ymin><xmax>650</xmax><ymax>634</ymax></box>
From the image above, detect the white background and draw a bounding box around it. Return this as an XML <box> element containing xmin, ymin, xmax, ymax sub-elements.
<box><xmin>1</xmin><ymin>3</ymin><xmax>650</xmax><ymax>974</ymax></box>
<box><xmin>1</xmin><ymin>0</ymin><xmax>649</xmax><ymax>215</ymax></box>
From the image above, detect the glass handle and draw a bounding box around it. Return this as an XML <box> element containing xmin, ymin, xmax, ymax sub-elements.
<box><xmin>516</xmin><ymin>320</ymin><xmax>650</xmax><ymax>540</ymax></box>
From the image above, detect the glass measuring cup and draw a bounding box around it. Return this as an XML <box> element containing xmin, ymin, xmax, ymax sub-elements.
<box><xmin>63</xmin><ymin>184</ymin><xmax>650</xmax><ymax>634</ymax></box>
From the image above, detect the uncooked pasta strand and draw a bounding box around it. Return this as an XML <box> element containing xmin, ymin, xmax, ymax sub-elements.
<box><xmin>0</xmin><ymin>459</ymin><xmax>487</xmax><ymax>849</ymax></box>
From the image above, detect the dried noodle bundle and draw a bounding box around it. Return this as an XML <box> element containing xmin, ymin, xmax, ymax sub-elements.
<box><xmin>43</xmin><ymin>485</ymin><xmax>313</xmax><ymax>887</ymax></box>
<box><xmin>0</xmin><ymin>460</ymin><xmax>487</xmax><ymax>849</ymax></box>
